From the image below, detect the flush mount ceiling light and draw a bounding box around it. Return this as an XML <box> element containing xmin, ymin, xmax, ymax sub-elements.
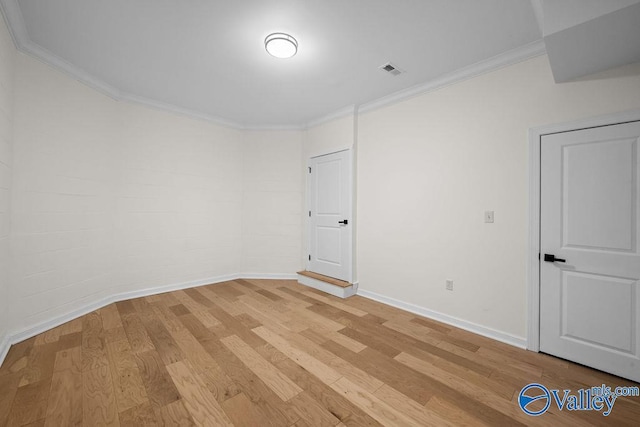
<box><xmin>265</xmin><ymin>33</ymin><xmax>298</xmax><ymax>59</ymax></box>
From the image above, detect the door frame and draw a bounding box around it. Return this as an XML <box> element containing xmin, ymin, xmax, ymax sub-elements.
<box><xmin>527</xmin><ymin>109</ymin><xmax>640</xmax><ymax>352</ymax></box>
<box><xmin>306</xmin><ymin>147</ymin><xmax>355</xmax><ymax>283</ymax></box>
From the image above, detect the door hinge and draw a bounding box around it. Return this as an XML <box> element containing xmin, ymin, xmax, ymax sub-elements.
<box><xmin>308</xmin><ymin>211</ymin><xmax>311</xmax><ymax>217</ymax></box>
<box><xmin>308</xmin><ymin>167</ymin><xmax>311</xmax><ymax>173</ymax></box>
<box><xmin>308</xmin><ymin>254</ymin><xmax>311</xmax><ymax>261</ymax></box>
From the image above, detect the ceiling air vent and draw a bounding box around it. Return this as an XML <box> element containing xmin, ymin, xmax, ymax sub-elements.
<box><xmin>379</xmin><ymin>62</ymin><xmax>403</xmax><ymax>76</ymax></box>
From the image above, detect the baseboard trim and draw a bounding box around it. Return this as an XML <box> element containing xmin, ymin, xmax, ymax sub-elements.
<box><xmin>0</xmin><ymin>273</ymin><xmax>298</xmax><ymax>367</ymax></box>
<box><xmin>0</xmin><ymin>333</ymin><xmax>10</xmax><ymax>368</ymax></box>
<box><xmin>357</xmin><ymin>288</ymin><xmax>527</xmax><ymax>349</ymax></box>
<box><xmin>239</xmin><ymin>273</ymin><xmax>298</xmax><ymax>280</ymax></box>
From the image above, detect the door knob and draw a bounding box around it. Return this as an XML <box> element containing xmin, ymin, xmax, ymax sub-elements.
<box><xmin>544</xmin><ymin>254</ymin><xmax>566</xmax><ymax>263</ymax></box>
<box><xmin>338</xmin><ymin>220</ymin><xmax>348</xmax><ymax>225</ymax></box>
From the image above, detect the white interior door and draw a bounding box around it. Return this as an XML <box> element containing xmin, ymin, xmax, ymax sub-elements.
<box><xmin>540</xmin><ymin>121</ymin><xmax>640</xmax><ymax>382</ymax></box>
<box><xmin>308</xmin><ymin>150</ymin><xmax>352</xmax><ymax>282</ymax></box>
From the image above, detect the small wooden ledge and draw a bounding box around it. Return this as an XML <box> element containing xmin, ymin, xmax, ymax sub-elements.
<box><xmin>297</xmin><ymin>271</ymin><xmax>350</xmax><ymax>288</ymax></box>
<box><xmin>297</xmin><ymin>271</ymin><xmax>357</xmax><ymax>299</ymax></box>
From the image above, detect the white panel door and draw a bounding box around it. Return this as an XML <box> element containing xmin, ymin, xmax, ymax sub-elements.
<box><xmin>540</xmin><ymin>121</ymin><xmax>640</xmax><ymax>382</ymax></box>
<box><xmin>309</xmin><ymin>150</ymin><xmax>352</xmax><ymax>281</ymax></box>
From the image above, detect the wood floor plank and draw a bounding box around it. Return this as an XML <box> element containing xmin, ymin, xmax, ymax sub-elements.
<box><xmin>205</xmin><ymin>282</ymin><xmax>245</xmax><ymax>301</ymax></box>
<box><xmin>322</xmin><ymin>341</ymin><xmax>431</xmax><ymax>404</ymax></box>
<box><xmin>252</xmin><ymin>326</ymin><xmax>342</xmax><ymax>385</ymax></box>
<box><xmin>203</xmin><ymin>339</ymin><xmax>300</xmax><ymax>426</ymax></box>
<box><xmin>288</xmin><ymin>390</ymin><xmax>341</xmax><ymax>427</ymax></box>
<box><xmin>141</xmin><ymin>317</ymin><xmax>185</xmax><ymax>365</ymax></box>
<box><xmin>165</xmin><ymin>360</ymin><xmax>234</xmax><ymax>427</ymax></box>
<box><xmin>384</xmin><ymin>318</ymin><xmax>480</xmax><ymax>352</ymax></box>
<box><xmin>101</xmin><ymin>304</ymin><xmax>124</xmax><ymax>331</ymax></box>
<box><xmin>44</xmin><ymin>366</ymin><xmax>83</xmax><ymax>427</ymax></box>
<box><xmin>315</xmin><ymin>329</ymin><xmax>367</xmax><ymax>354</ymax></box>
<box><xmin>0</xmin><ymin>372</ymin><xmax>21</xmax><ymax>426</ymax></box>
<box><xmin>220</xmin><ymin>392</ymin><xmax>276</xmax><ymax>427</ymax></box>
<box><xmin>394</xmin><ymin>348</ymin><xmax>516</xmax><ymax>401</ymax></box>
<box><xmin>118</xmin><ymin>402</ymin><xmax>158</xmax><ymax>426</ymax></box>
<box><xmin>372</xmin><ymin>384</ymin><xmax>457</xmax><ymax>427</ymax></box>
<box><xmin>284</xmin><ymin>329</ymin><xmax>384</xmax><ymax>393</ymax></box>
<box><xmin>425</xmin><ymin>396</ymin><xmax>491</xmax><ymax>427</ymax></box>
<box><xmin>106</xmin><ymin>339</ymin><xmax>149</xmax><ymax>413</ymax></box>
<box><xmin>154</xmin><ymin>400</ymin><xmax>195</xmax><ymax>426</ymax></box>
<box><xmin>5</xmin><ymin>378</ymin><xmax>52</xmax><ymax>426</ymax></box>
<box><xmin>18</xmin><ymin>342</ymin><xmax>58</xmax><ymax>387</ymax></box>
<box><xmin>34</xmin><ymin>324</ymin><xmax>63</xmax><ymax>346</ymax></box>
<box><xmin>393</xmin><ymin>351</ymin><xmax>547</xmax><ymax>426</ymax></box>
<box><xmin>298</xmin><ymin>289</ymin><xmax>368</xmax><ymax>317</ymax></box>
<box><xmin>157</xmin><ymin>307</ymin><xmax>240</xmax><ymax>402</ymax></box>
<box><xmin>58</xmin><ymin>318</ymin><xmax>83</xmax><ymax>336</ymax></box>
<box><xmin>274</xmin><ymin>357</ymin><xmax>383</xmax><ymax>427</ymax></box>
<box><xmin>134</xmin><ymin>349</ymin><xmax>181</xmax><ymax>409</ymax></box>
<box><xmin>81</xmin><ymin>311</ymin><xmax>110</xmax><ymax>372</ymax></box>
<box><xmin>330</xmin><ymin>376</ymin><xmax>423</xmax><ymax>426</ymax></box>
<box><xmin>311</xmin><ymin>302</ymin><xmax>495</xmax><ymax>377</ymax></box>
<box><xmin>83</xmin><ymin>366</ymin><xmax>119</xmax><ymax>426</ymax></box>
<box><xmin>118</xmin><ymin>303</ymin><xmax>156</xmax><ymax>354</ymax></box>
<box><xmin>2</xmin><ymin>279</ymin><xmax>639</xmax><ymax>426</ymax></box>
<box><xmin>235</xmin><ymin>297</ymin><xmax>302</xmax><ymax>334</ymax></box>
<box><xmin>53</xmin><ymin>346</ymin><xmax>82</xmax><ymax>373</ymax></box>
<box><xmin>221</xmin><ymin>334</ymin><xmax>302</xmax><ymax>401</ymax></box>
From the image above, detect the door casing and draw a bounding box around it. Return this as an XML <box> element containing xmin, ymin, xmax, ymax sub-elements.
<box><xmin>306</xmin><ymin>148</ymin><xmax>355</xmax><ymax>283</ymax></box>
<box><xmin>527</xmin><ymin>109</ymin><xmax>640</xmax><ymax>352</ymax></box>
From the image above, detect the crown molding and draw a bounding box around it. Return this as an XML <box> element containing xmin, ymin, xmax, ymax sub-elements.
<box><xmin>304</xmin><ymin>105</ymin><xmax>356</xmax><ymax>130</ymax></box>
<box><xmin>121</xmin><ymin>92</ymin><xmax>244</xmax><ymax>129</ymax></box>
<box><xmin>0</xmin><ymin>0</ymin><xmax>25</xmax><ymax>48</ymax></box>
<box><xmin>358</xmin><ymin>40</ymin><xmax>547</xmax><ymax>115</ymax></box>
<box><xmin>241</xmin><ymin>123</ymin><xmax>306</xmax><ymax>131</ymax></box>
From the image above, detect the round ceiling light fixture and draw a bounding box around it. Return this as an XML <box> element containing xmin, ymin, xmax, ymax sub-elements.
<box><xmin>265</xmin><ymin>33</ymin><xmax>298</xmax><ymax>59</ymax></box>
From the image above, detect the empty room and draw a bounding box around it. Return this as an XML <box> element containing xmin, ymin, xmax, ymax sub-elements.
<box><xmin>1</xmin><ymin>0</ymin><xmax>640</xmax><ymax>425</ymax></box>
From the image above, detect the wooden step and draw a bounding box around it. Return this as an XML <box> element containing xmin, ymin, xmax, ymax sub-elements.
<box><xmin>297</xmin><ymin>271</ymin><xmax>350</xmax><ymax>287</ymax></box>
<box><xmin>296</xmin><ymin>271</ymin><xmax>357</xmax><ymax>299</ymax></box>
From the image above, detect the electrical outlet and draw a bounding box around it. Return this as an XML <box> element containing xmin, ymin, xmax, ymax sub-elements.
<box><xmin>484</xmin><ymin>211</ymin><xmax>494</xmax><ymax>223</ymax></box>
<box><xmin>446</xmin><ymin>280</ymin><xmax>454</xmax><ymax>291</ymax></box>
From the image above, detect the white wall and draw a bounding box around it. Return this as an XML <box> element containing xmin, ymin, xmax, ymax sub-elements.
<box><xmin>115</xmin><ymin>103</ymin><xmax>243</xmax><ymax>293</ymax></box>
<box><xmin>0</xmin><ymin>14</ymin><xmax>15</xmax><ymax>348</ymax></box>
<box><xmin>357</xmin><ymin>55</ymin><xmax>640</xmax><ymax>340</ymax></box>
<box><xmin>10</xmin><ymin>53</ymin><xmax>245</xmax><ymax>334</ymax></box>
<box><xmin>242</xmin><ymin>130</ymin><xmax>302</xmax><ymax>274</ymax></box>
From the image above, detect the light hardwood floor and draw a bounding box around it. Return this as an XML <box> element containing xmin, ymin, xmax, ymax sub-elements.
<box><xmin>0</xmin><ymin>279</ymin><xmax>639</xmax><ymax>426</ymax></box>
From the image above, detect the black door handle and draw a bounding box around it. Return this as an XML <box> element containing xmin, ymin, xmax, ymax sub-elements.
<box><xmin>338</xmin><ymin>220</ymin><xmax>348</xmax><ymax>225</ymax></box>
<box><xmin>544</xmin><ymin>254</ymin><xmax>566</xmax><ymax>263</ymax></box>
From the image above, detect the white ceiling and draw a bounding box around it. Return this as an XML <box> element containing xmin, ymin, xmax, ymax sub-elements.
<box><xmin>3</xmin><ymin>0</ymin><xmax>544</xmax><ymax>128</ymax></box>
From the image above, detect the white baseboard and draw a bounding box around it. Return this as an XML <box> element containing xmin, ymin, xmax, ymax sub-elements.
<box><xmin>0</xmin><ymin>272</ymin><xmax>297</xmax><ymax>367</ymax></box>
<box><xmin>239</xmin><ymin>273</ymin><xmax>298</xmax><ymax>280</ymax></box>
<box><xmin>0</xmin><ymin>333</ymin><xmax>10</xmax><ymax>368</ymax></box>
<box><xmin>357</xmin><ymin>288</ymin><xmax>527</xmax><ymax>349</ymax></box>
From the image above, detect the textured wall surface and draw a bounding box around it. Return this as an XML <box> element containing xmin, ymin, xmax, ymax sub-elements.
<box><xmin>10</xmin><ymin>54</ymin><xmax>246</xmax><ymax>334</ymax></box>
<box><xmin>242</xmin><ymin>131</ymin><xmax>302</xmax><ymax>274</ymax></box>
<box><xmin>0</xmin><ymin>14</ymin><xmax>15</xmax><ymax>346</ymax></box>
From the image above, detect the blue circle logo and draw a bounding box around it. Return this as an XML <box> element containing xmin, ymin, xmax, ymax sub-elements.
<box><xmin>518</xmin><ymin>383</ymin><xmax>551</xmax><ymax>416</ymax></box>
